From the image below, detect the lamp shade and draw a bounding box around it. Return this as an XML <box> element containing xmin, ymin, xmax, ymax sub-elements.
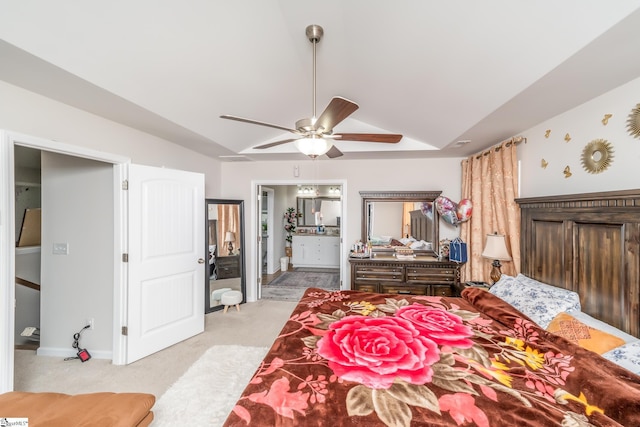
<box><xmin>224</xmin><ymin>231</ymin><xmax>235</xmax><ymax>243</ymax></box>
<box><xmin>481</xmin><ymin>233</ymin><xmax>512</xmax><ymax>261</ymax></box>
<box><xmin>294</xmin><ymin>136</ymin><xmax>333</xmax><ymax>158</ymax></box>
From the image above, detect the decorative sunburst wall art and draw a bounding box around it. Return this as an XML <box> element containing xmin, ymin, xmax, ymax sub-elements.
<box><xmin>628</xmin><ymin>103</ymin><xmax>640</xmax><ymax>138</ymax></box>
<box><xmin>581</xmin><ymin>139</ymin><xmax>614</xmax><ymax>174</ymax></box>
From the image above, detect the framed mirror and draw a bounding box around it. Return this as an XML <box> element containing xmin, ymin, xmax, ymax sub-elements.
<box><xmin>205</xmin><ymin>198</ymin><xmax>245</xmax><ymax>313</ymax></box>
<box><xmin>360</xmin><ymin>191</ymin><xmax>441</xmax><ymax>256</ymax></box>
<box><xmin>296</xmin><ymin>197</ymin><xmax>341</xmax><ymax>227</ymax></box>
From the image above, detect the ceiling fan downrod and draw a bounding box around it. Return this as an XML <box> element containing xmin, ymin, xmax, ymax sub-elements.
<box><xmin>306</xmin><ymin>24</ymin><xmax>323</xmax><ymax>122</ymax></box>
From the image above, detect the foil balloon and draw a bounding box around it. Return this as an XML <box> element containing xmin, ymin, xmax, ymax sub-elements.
<box><xmin>456</xmin><ymin>199</ymin><xmax>473</xmax><ymax>223</ymax></box>
<box><xmin>435</xmin><ymin>196</ymin><xmax>459</xmax><ymax>225</ymax></box>
<box><xmin>441</xmin><ymin>210</ymin><xmax>459</xmax><ymax>225</ymax></box>
<box><xmin>434</xmin><ymin>196</ymin><xmax>456</xmax><ymax>216</ymax></box>
<box><xmin>420</xmin><ymin>201</ymin><xmax>433</xmax><ymax>219</ymax></box>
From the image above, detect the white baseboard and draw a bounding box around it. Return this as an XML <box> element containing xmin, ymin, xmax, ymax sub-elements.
<box><xmin>36</xmin><ymin>346</ymin><xmax>112</xmax><ymax>360</ymax></box>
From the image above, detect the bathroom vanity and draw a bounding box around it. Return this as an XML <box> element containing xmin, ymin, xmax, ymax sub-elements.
<box><xmin>291</xmin><ymin>234</ymin><xmax>340</xmax><ymax>268</ymax></box>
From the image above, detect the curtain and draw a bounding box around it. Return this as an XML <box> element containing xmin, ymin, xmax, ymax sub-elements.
<box><xmin>402</xmin><ymin>202</ymin><xmax>413</xmax><ymax>238</ymax></box>
<box><xmin>460</xmin><ymin>140</ymin><xmax>520</xmax><ymax>283</ymax></box>
<box><xmin>217</xmin><ymin>204</ymin><xmax>240</xmax><ymax>256</ymax></box>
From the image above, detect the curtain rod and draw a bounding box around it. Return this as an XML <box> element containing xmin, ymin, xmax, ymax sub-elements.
<box><xmin>474</xmin><ymin>136</ymin><xmax>526</xmax><ymax>159</ymax></box>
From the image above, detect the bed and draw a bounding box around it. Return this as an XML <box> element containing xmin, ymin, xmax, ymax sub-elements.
<box><xmin>223</xmin><ymin>287</ymin><xmax>640</xmax><ymax>426</ymax></box>
<box><xmin>222</xmin><ymin>189</ymin><xmax>640</xmax><ymax>426</ymax></box>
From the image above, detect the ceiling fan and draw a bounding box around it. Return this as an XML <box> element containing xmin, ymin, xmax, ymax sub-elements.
<box><xmin>220</xmin><ymin>24</ymin><xmax>403</xmax><ymax>159</ymax></box>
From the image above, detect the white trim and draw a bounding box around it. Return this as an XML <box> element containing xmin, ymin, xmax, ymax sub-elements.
<box><xmin>111</xmin><ymin>164</ymin><xmax>128</xmax><ymax>365</ymax></box>
<box><xmin>0</xmin><ymin>130</ymin><xmax>131</xmax><ymax>391</ymax></box>
<box><xmin>36</xmin><ymin>347</ymin><xmax>112</xmax><ymax>360</ymax></box>
<box><xmin>249</xmin><ymin>179</ymin><xmax>348</xmax><ymax>303</ymax></box>
<box><xmin>9</xmin><ymin>131</ymin><xmax>130</xmax><ymax>165</ymax></box>
<box><xmin>0</xmin><ymin>131</ymin><xmax>16</xmax><ymax>393</ymax></box>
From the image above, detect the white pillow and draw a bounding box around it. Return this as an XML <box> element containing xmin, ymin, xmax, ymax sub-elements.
<box><xmin>489</xmin><ymin>274</ymin><xmax>581</xmax><ymax>329</ymax></box>
<box><xmin>601</xmin><ymin>340</ymin><xmax>640</xmax><ymax>375</ymax></box>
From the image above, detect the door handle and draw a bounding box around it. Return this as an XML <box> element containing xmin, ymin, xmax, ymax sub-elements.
<box><xmin>198</xmin><ymin>258</ymin><xmax>205</xmax><ymax>264</ymax></box>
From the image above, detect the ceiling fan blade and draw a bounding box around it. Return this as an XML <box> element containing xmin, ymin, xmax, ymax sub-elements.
<box><xmin>334</xmin><ymin>133</ymin><xmax>403</xmax><ymax>143</ymax></box>
<box><xmin>253</xmin><ymin>138</ymin><xmax>299</xmax><ymax>149</ymax></box>
<box><xmin>220</xmin><ymin>114</ymin><xmax>300</xmax><ymax>134</ymax></box>
<box><xmin>315</xmin><ymin>97</ymin><xmax>359</xmax><ymax>132</ymax></box>
<box><xmin>326</xmin><ymin>145</ymin><xmax>343</xmax><ymax>158</ymax></box>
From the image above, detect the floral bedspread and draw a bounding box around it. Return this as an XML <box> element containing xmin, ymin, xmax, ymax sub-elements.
<box><xmin>223</xmin><ymin>288</ymin><xmax>640</xmax><ymax>426</ymax></box>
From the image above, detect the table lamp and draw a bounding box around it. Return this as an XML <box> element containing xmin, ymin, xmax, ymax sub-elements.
<box><xmin>224</xmin><ymin>231</ymin><xmax>236</xmax><ymax>255</ymax></box>
<box><xmin>481</xmin><ymin>233</ymin><xmax>512</xmax><ymax>284</ymax></box>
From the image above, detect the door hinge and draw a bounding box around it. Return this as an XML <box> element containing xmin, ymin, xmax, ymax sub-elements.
<box><xmin>122</xmin><ymin>253</ymin><xmax>129</xmax><ymax>262</ymax></box>
<box><xmin>121</xmin><ymin>326</ymin><xmax>128</xmax><ymax>336</ymax></box>
<box><xmin>122</xmin><ymin>180</ymin><xmax>128</xmax><ymax>190</ymax></box>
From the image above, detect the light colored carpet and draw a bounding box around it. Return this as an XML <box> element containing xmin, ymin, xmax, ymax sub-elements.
<box><xmin>262</xmin><ymin>271</ymin><xmax>339</xmax><ymax>301</ymax></box>
<box><xmin>153</xmin><ymin>345</ymin><xmax>268</xmax><ymax>426</ymax></box>
<box><xmin>13</xmin><ymin>299</ymin><xmax>297</xmax><ymax>399</ymax></box>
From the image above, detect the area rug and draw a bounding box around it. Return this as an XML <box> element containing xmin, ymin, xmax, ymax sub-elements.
<box><xmin>262</xmin><ymin>271</ymin><xmax>339</xmax><ymax>301</ymax></box>
<box><xmin>153</xmin><ymin>345</ymin><xmax>268</xmax><ymax>426</ymax></box>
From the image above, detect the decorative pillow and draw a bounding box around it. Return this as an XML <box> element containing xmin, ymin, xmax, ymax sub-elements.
<box><xmin>547</xmin><ymin>312</ymin><xmax>625</xmax><ymax>354</ymax></box>
<box><xmin>601</xmin><ymin>340</ymin><xmax>640</xmax><ymax>375</ymax></box>
<box><xmin>569</xmin><ymin>311</ymin><xmax>637</xmax><ymax>344</ymax></box>
<box><xmin>489</xmin><ymin>274</ymin><xmax>581</xmax><ymax>329</ymax></box>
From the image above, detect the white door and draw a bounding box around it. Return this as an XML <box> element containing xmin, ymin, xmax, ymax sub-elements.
<box><xmin>126</xmin><ymin>164</ymin><xmax>205</xmax><ymax>363</ymax></box>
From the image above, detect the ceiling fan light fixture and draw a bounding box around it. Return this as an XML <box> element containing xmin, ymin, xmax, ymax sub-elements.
<box><xmin>294</xmin><ymin>137</ymin><xmax>333</xmax><ymax>159</ymax></box>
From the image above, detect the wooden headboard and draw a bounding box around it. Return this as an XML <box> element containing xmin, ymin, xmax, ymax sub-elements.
<box><xmin>516</xmin><ymin>189</ymin><xmax>640</xmax><ymax>338</ymax></box>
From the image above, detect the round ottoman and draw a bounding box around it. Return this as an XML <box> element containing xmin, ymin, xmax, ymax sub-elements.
<box><xmin>220</xmin><ymin>290</ymin><xmax>243</xmax><ymax>313</ymax></box>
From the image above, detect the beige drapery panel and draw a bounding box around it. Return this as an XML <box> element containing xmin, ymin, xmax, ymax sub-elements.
<box><xmin>217</xmin><ymin>204</ymin><xmax>240</xmax><ymax>256</ymax></box>
<box><xmin>460</xmin><ymin>139</ymin><xmax>521</xmax><ymax>283</ymax></box>
<box><xmin>402</xmin><ymin>202</ymin><xmax>413</xmax><ymax>238</ymax></box>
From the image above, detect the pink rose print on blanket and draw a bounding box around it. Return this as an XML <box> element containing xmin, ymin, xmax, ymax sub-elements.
<box><xmin>316</xmin><ymin>315</ymin><xmax>440</xmax><ymax>389</ymax></box>
<box><xmin>395</xmin><ymin>304</ymin><xmax>474</xmax><ymax>349</ymax></box>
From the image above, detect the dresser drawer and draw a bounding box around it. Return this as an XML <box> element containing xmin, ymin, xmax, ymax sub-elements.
<box><xmin>380</xmin><ymin>283</ymin><xmax>428</xmax><ymax>296</ymax></box>
<box><xmin>353</xmin><ymin>283</ymin><xmax>378</xmax><ymax>293</ymax></box>
<box><xmin>355</xmin><ymin>266</ymin><xmax>403</xmax><ymax>282</ymax></box>
<box><xmin>430</xmin><ymin>285</ymin><xmax>455</xmax><ymax>297</ymax></box>
<box><xmin>406</xmin><ymin>267</ymin><xmax>456</xmax><ymax>284</ymax></box>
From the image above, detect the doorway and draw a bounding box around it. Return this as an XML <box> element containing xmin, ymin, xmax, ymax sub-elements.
<box><xmin>1</xmin><ymin>131</ymin><xmax>205</xmax><ymax>392</ymax></box>
<box><xmin>254</xmin><ymin>182</ymin><xmax>346</xmax><ymax>297</ymax></box>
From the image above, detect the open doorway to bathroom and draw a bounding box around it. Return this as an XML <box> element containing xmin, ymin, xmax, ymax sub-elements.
<box><xmin>257</xmin><ymin>183</ymin><xmax>344</xmax><ymax>301</ymax></box>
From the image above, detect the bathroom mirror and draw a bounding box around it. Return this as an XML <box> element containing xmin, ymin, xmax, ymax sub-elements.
<box><xmin>360</xmin><ymin>191</ymin><xmax>441</xmax><ymax>256</ymax></box>
<box><xmin>205</xmin><ymin>198</ymin><xmax>245</xmax><ymax>313</ymax></box>
<box><xmin>296</xmin><ymin>197</ymin><xmax>341</xmax><ymax>227</ymax></box>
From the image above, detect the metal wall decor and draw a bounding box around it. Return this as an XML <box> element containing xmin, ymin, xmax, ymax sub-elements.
<box><xmin>544</xmin><ymin>130</ymin><xmax>551</xmax><ymax>138</ymax></box>
<box><xmin>563</xmin><ymin>166</ymin><xmax>572</xmax><ymax>178</ymax></box>
<box><xmin>602</xmin><ymin>114</ymin><xmax>612</xmax><ymax>125</ymax></box>
<box><xmin>564</xmin><ymin>133</ymin><xmax>571</xmax><ymax>142</ymax></box>
<box><xmin>541</xmin><ymin>159</ymin><xmax>548</xmax><ymax>169</ymax></box>
<box><xmin>627</xmin><ymin>103</ymin><xmax>640</xmax><ymax>138</ymax></box>
<box><xmin>580</xmin><ymin>139</ymin><xmax>614</xmax><ymax>174</ymax></box>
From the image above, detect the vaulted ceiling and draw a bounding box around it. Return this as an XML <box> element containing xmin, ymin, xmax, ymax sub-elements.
<box><xmin>2</xmin><ymin>2</ymin><xmax>640</xmax><ymax>161</ymax></box>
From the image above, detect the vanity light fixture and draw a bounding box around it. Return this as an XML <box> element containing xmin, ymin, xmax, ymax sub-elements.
<box><xmin>481</xmin><ymin>233</ymin><xmax>512</xmax><ymax>284</ymax></box>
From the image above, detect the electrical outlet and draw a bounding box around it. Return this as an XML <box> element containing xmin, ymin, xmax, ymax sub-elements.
<box><xmin>53</xmin><ymin>242</ymin><xmax>69</xmax><ymax>255</ymax></box>
<box><xmin>86</xmin><ymin>318</ymin><xmax>94</xmax><ymax>330</ymax></box>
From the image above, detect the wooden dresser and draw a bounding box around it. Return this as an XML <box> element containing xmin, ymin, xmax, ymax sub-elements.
<box><xmin>216</xmin><ymin>255</ymin><xmax>240</xmax><ymax>279</ymax></box>
<box><xmin>349</xmin><ymin>256</ymin><xmax>461</xmax><ymax>296</ymax></box>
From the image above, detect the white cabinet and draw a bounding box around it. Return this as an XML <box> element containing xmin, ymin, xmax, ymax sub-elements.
<box><xmin>291</xmin><ymin>235</ymin><xmax>340</xmax><ymax>268</ymax></box>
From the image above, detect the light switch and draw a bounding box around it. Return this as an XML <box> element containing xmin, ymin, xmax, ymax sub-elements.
<box><xmin>53</xmin><ymin>242</ymin><xmax>69</xmax><ymax>255</ymax></box>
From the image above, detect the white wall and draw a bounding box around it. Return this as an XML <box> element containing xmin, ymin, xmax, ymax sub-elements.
<box><xmin>220</xmin><ymin>157</ymin><xmax>464</xmax><ymax>301</ymax></box>
<box><xmin>40</xmin><ymin>152</ymin><xmax>114</xmax><ymax>358</ymax></box>
<box><xmin>518</xmin><ymin>76</ymin><xmax>640</xmax><ymax>197</ymax></box>
<box><xmin>0</xmin><ymin>81</ymin><xmax>222</xmax><ymax>195</ymax></box>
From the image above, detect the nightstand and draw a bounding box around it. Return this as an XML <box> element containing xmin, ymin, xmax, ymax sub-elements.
<box><xmin>216</xmin><ymin>255</ymin><xmax>240</xmax><ymax>279</ymax></box>
<box><xmin>457</xmin><ymin>281</ymin><xmax>491</xmax><ymax>294</ymax></box>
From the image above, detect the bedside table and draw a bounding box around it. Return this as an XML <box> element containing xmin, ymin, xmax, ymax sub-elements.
<box><xmin>457</xmin><ymin>281</ymin><xmax>492</xmax><ymax>294</ymax></box>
